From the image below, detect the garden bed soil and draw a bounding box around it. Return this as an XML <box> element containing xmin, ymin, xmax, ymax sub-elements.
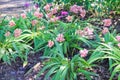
<box><xmin>0</xmin><ymin>51</ymin><xmax>43</xmax><ymax>80</ymax></box>
<box><xmin>0</xmin><ymin>52</ymin><xmax>118</xmax><ymax>80</ymax></box>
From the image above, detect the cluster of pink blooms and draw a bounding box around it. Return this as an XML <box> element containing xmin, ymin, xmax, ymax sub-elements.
<box><xmin>70</xmin><ymin>5</ymin><xmax>86</xmax><ymax>18</ymax></box>
<box><xmin>5</xmin><ymin>31</ymin><xmax>11</xmax><ymax>37</ymax></box>
<box><xmin>34</xmin><ymin>11</ymin><xmax>43</xmax><ymax>19</ymax></box>
<box><xmin>70</xmin><ymin>5</ymin><xmax>82</xmax><ymax>13</ymax></box>
<box><xmin>66</xmin><ymin>16</ymin><xmax>73</xmax><ymax>22</ymax></box>
<box><xmin>46</xmin><ymin>13</ymin><xmax>53</xmax><ymax>18</ymax></box>
<box><xmin>116</xmin><ymin>36</ymin><xmax>120</xmax><ymax>42</ymax></box>
<box><xmin>102</xmin><ymin>27</ymin><xmax>109</xmax><ymax>35</ymax></box>
<box><xmin>14</xmin><ymin>28</ymin><xmax>22</xmax><ymax>37</ymax></box>
<box><xmin>46</xmin><ymin>8</ymin><xmax>58</xmax><ymax>19</ymax></box>
<box><xmin>21</xmin><ymin>13</ymin><xmax>27</xmax><ymax>19</ymax></box>
<box><xmin>44</xmin><ymin>4</ymin><xmax>73</xmax><ymax>22</ymax></box>
<box><xmin>9</xmin><ymin>20</ymin><xmax>16</xmax><ymax>27</ymax></box>
<box><xmin>103</xmin><ymin>19</ymin><xmax>112</xmax><ymax>27</ymax></box>
<box><xmin>51</xmin><ymin>8</ymin><xmax>58</xmax><ymax>14</ymax></box>
<box><xmin>80</xmin><ymin>9</ymin><xmax>86</xmax><ymax>18</ymax></box>
<box><xmin>116</xmin><ymin>36</ymin><xmax>120</xmax><ymax>48</ymax></box>
<box><xmin>5</xmin><ymin>29</ymin><xmax>22</xmax><ymax>38</ymax></box>
<box><xmin>44</xmin><ymin>4</ymin><xmax>51</xmax><ymax>12</ymax></box>
<box><xmin>44</xmin><ymin>4</ymin><xmax>59</xmax><ymax>19</ymax></box>
<box><xmin>56</xmin><ymin>34</ymin><xmax>65</xmax><ymax>42</ymax></box>
<box><xmin>79</xmin><ymin>49</ymin><xmax>88</xmax><ymax>57</ymax></box>
<box><xmin>76</xmin><ymin>27</ymin><xmax>94</xmax><ymax>39</ymax></box>
<box><xmin>48</xmin><ymin>40</ymin><xmax>54</xmax><ymax>48</ymax></box>
<box><xmin>50</xmin><ymin>17</ymin><xmax>59</xmax><ymax>22</ymax></box>
<box><xmin>48</xmin><ymin>34</ymin><xmax>65</xmax><ymax>48</ymax></box>
<box><xmin>31</xmin><ymin>20</ymin><xmax>38</xmax><ymax>26</ymax></box>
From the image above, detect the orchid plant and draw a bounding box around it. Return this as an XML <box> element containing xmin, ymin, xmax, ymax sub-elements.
<box><xmin>0</xmin><ymin>0</ymin><xmax>119</xmax><ymax>80</ymax></box>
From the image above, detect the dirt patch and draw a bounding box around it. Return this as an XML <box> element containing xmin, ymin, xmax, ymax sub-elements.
<box><xmin>0</xmin><ymin>51</ymin><xmax>43</xmax><ymax>80</ymax></box>
<box><xmin>0</xmin><ymin>55</ymin><xmax>118</xmax><ymax>80</ymax></box>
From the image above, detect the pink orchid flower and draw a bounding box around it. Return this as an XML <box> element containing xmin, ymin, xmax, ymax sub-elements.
<box><xmin>50</xmin><ymin>17</ymin><xmax>59</xmax><ymax>22</ymax></box>
<box><xmin>34</xmin><ymin>11</ymin><xmax>43</xmax><ymax>18</ymax></box>
<box><xmin>5</xmin><ymin>31</ymin><xmax>11</xmax><ymax>37</ymax></box>
<box><xmin>14</xmin><ymin>29</ymin><xmax>22</xmax><ymax>37</ymax></box>
<box><xmin>66</xmin><ymin>16</ymin><xmax>73</xmax><ymax>22</ymax></box>
<box><xmin>80</xmin><ymin>9</ymin><xmax>86</xmax><ymax>18</ymax></box>
<box><xmin>46</xmin><ymin>13</ymin><xmax>53</xmax><ymax>18</ymax></box>
<box><xmin>103</xmin><ymin>19</ymin><xmax>112</xmax><ymax>27</ymax></box>
<box><xmin>116</xmin><ymin>36</ymin><xmax>120</xmax><ymax>42</ymax></box>
<box><xmin>51</xmin><ymin>8</ymin><xmax>58</xmax><ymax>14</ymax></box>
<box><xmin>79</xmin><ymin>49</ymin><xmax>88</xmax><ymax>57</ymax></box>
<box><xmin>56</xmin><ymin>34</ymin><xmax>65</xmax><ymax>42</ymax></box>
<box><xmin>70</xmin><ymin>5</ymin><xmax>79</xmax><ymax>13</ymax></box>
<box><xmin>48</xmin><ymin>40</ymin><xmax>54</xmax><ymax>48</ymax></box>
<box><xmin>44</xmin><ymin>4</ymin><xmax>51</xmax><ymax>11</ymax></box>
<box><xmin>102</xmin><ymin>27</ymin><xmax>109</xmax><ymax>34</ymax></box>
<box><xmin>84</xmin><ymin>27</ymin><xmax>93</xmax><ymax>35</ymax></box>
<box><xmin>21</xmin><ymin>13</ymin><xmax>27</xmax><ymax>19</ymax></box>
<box><xmin>9</xmin><ymin>20</ymin><xmax>16</xmax><ymax>27</ymax></box>
<box><xmin>31</xmin><ymin>20</ymin><xmax>38</xmax><ymax>26</ymax></box>
<box><xmin>76</xmin><ymin>30</ymin><xmax>85</xmax><ymax>37</ymax></box>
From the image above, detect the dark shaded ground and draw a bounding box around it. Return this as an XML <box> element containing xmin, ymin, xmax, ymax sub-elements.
<box><xmin>0</xmin><ymin>51</ymin><xmax>43</xmax><ymax>80</ymax></box>
<box><xmin>0</xmin><ymin>52</ymin><xmax>118</xmax><ymax>80</ymax></box>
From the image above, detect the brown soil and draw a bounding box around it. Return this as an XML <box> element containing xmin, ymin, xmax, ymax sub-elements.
<box><xmin>0</xmin><ymin>54</ymin><xmax>118</xmax><ymax>80</ymax></box>
<box><xmin>0</xmin><ymin>51</ymin><xmax>43</xmax><ymax>80</ymax></box>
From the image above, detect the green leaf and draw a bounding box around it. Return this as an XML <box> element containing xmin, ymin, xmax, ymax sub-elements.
<box><xmin>53</xmin><ymin>66</ymin><xmax>66</xmax><ymax>80</ymax></box>
<box><xmin>12</xmin><ymin>42</ymin><xmax>20</xmax><ymax>53</ymax></box>
<box><xmin>0</xmin><ymin>48</ymin><xmax>5</xmax><ymax>59</ymax></box>
<box><xmin>47</xmin><ymin>0</ymin><xmax>53</xmax><ymax>3</ymax></box>
<box><xmin>23</xmin><ymin>61</ymin><xmax>28</xmax><ymax>68</ymax></box>
<box><xmin>110</xmin><ymin>64</ymin><xmax>120</xmax><ymax>80</ymax></box>
<box><xmin>61</xmin><ymin>66</ymin><xmax>68</xmax><ymax>80</ymax></box>
<box><xmin>36</xmin><ymin>62</ymin><xmax>59</xmax><ymax>78</ymax></box>
<box><xmin>79</xmin><ymin>70</ymin><xmax>98</xmax><ymax>80</ymax></box>
<box><xmin>54</xmin><ymin>40</ymin><xmax>64</xmax><ymax>58</ymax></box>
<box><xmin>44</xmin><ymin>65</ymin><xmax>59</xmax><ymax>79</ymax></box>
